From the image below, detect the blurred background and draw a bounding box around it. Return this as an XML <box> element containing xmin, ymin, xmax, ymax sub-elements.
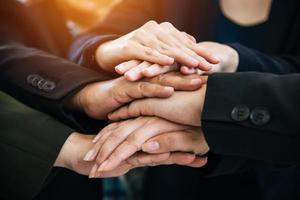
<box><xmin>55</xmin><ymin>0</ymin><xmax>122</xmax><ymax>34</ymax></box>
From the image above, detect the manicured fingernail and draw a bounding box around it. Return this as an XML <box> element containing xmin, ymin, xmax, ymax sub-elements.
<box><xmin>190</xmin><ymin>79</ymin><xmax>202</xmax><ymax>85</ymax></box>
<box><xmin>142</xmin><ymin>141</ymin><xmax>160</xmax><ymax>152</ymax></box>
<box><xmin>164</xmin><ymin>86</ymin><xmax>174</xmax><ymax>94</ymax></box>
<box><xmin>143</xmin><ymin>68</ymin><xmax>155</xmax><ymax>76</ymax></box>
<box><xmin>165</xmin><ymin>56</ymin><xmax>174</xmax><ymax>64</ymax></box>
<box><xmin>84</xmin><ymin>149</ymin><xmax>95</xmax><ymax>161</ymax></box>
<box><xmin>98</xmin><ymin>160</ymin><xmax>108</xmax><ymax>172</ymax></box>
<box><xmin>89</xmin><ymin>164</ymin><xmax>98</xmax><ymax>178</ymax></box>
<box><xmin>115</xmin><ymin>64</ymin><xmax>126</xmax><ymax>74</ymax></box>
<box><xmin>124</xmin><ymin>72</ymin><xmax>137</xmax><ymax>81</ymax></box>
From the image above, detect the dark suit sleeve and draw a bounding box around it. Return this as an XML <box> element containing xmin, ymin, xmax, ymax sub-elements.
<box><xmin>230</xmin><ymin>43</ymin><xmax>300</xmax><ymax>74</ymax></box>
<box><xmin>201</xmin><ymin>72</ymin><xmax>300</xmax><ymax>175</ymax></box>
<box><xmin>0</xmin><ymin>40</ymin><xmax>111</xmax><ymax>129</ymax></box>
<box><xmin>0</xmin><ymin>91</ymin><xmax>74</xmax><ymax>200</ymax></box>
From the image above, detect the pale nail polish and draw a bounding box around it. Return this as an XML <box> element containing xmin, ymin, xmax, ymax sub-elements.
<box><xmin>83</xmin><ymin>149</ymin><xmax>95</xmax><ymax>161</ymax></box>
<box><xmin>97</xmin><ymin>160</ymin><xmax>108</xmax><ymax>172</ymax></box>
<box><xmin>89</xmin><ymin>164</ymin><xmax>98</xmax><ymax>178</ymax></box>
<box><xmin>190</xmin><ymin>79</ymin><xmax>202</xmax><ymax>85</ymax></box>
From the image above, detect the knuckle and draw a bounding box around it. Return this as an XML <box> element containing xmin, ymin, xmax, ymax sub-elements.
<box><xmin>143</xmin><ymin>48</ymin><xmax>155</xmax><ymax>57</ymax></box>
<box><xmin>160</xmin><ymin>22</ymin><xmax>173</xmax><ymax>28</ymax></box>
<box><xmin>137</xmin><ymin>82</ymin><xmax>150</xmax><ymax>93</ymax></box>
<box><xmin>144</xmin><ymin>20</ymin><xmax>158</xmax><ymax>28</ymax></box>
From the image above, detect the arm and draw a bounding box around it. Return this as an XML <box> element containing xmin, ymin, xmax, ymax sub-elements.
<box><xmin>0</xmin><ymin>40</ymin><xmax>111</xmax><ymax>128</ymax></box>
<box><xmin>0</xmin><ymin>91</ymin><xmax>74</xmax><ymax>200</ymax></box>
<box><xmin>0</xmin><ymin>92</ymin><xmax>188</xmax><ymax>199</ymax></box>
<box><xmin>69</xmin><ymin>0</ymin><xmax>218</xmax><ymax>78</ymax></box>
<box><xmin>202</xmin><ymin>72</ymin><xmax>300</xmax><ymax>167</ymax></box>
<box><xmin>230</xmin><ymin>43</ymin><xmax>300</xmax><ymax>74</ymax></box>
<box><xmin>108</xmin><ymin>72</ymin><xmax>300</xmax><ymax>173</ymax></box>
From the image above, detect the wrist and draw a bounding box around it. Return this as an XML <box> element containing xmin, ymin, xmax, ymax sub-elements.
<box><xmin>96</xmin><ymin>41</ymin><xmax>116</xmax><ymax>72</ymax></box>
<box><xmin>54</xmin><ymin>132</ymin><xmax>80</xmax><ymax>169</ymax></box>
<box><xmin>223</xmin><ymin>45</ymin><xmax>239</xmax><ymax>72</ymax></box>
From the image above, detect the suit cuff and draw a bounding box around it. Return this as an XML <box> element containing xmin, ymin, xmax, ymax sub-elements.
<box><xmin>69</xmin><ymin>34</ymin><xmax>119</xmax><ymax>71</ymax></box>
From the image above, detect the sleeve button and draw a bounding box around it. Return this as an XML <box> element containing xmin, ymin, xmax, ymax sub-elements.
<box><xmin>231</xmin><ymin>104</ymin><xmax>250</xmax><ymax>122</ymax></box>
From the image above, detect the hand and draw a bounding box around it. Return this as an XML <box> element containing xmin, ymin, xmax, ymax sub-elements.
<box><xmin>69</xmin><ymin>72</ymin><xmax>204</xmax><ymax>119</ymax></box>
<box><xmin>96</xmin><ymin>21</ymin><xmax>219</xmax><ymax>73</ymax></box>
<box><xmin>108</xmin><ymin>76</ymin><xmax>208</xmax><ymax>126</ymax></box>
<box><xmin>83</xmin><ymin>117</ymin><xmax>208</xmax><ymax>173</ymax></box>
<box><xmin>142</xmin><ymin>128</ymin><xmax>210</xmax><ymax>167</ymax></box>
<box><xmin>116</xmin><ymin>60</ymin><xmax>179</xmax><ymax>81</ymax></box>
<box><xmin>181</xmin><ymin>42</ymin><xmax>239</xmax><ymax>75</ymax></box>
<box><xmin>54</xmin><ymin>132</ymin><xmax>203</xmax><ymax>178</ymax></box>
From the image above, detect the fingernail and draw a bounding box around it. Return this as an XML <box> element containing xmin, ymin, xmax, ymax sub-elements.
<box><xmin>98</xmin><ymin>160</ymin><xmax>108</xmax><ymax>172</ymax></box>
<box><xmin>124</xmin><ymin>72</ymin><xmax>137</xmax><ymax>81</ymax></box>
<box><xmin>190</xmin><ymin>79</ymin><xmax>202</xmax><ymax>85</ymax></box>
<box><xmin>164</xmin><ymin>86</ymin><xmax>174</xmax><ymax>94</ymax></box>
<box><xmin>165</xmin><ymin>56</ymin><xmax>174</xmax><ymax>64</ymax></box>
<box><xmin>115</xmin><ymin>64</ymin><xmax>125</xmax><ymax>74</ymax></box>
<box><xmin>142</xmin><ymin>141</ymin><xmax>160</xmax><ymax>152</ymax></box>
<box><xmin>89</xmin><ymin>164</ymin><xmax>98</xmax><ymax>178</ymax></box>
<box><xmin>143</xmin><ymin>68</ymin><xmax>154</xmax><ymax>76</ymax></box>
<box><xmin>84</xmin><ymin>149</ymin><xmax>95</xmax><ymax>161</ymax></box>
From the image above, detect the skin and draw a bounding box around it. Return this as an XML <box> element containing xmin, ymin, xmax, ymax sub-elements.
<box><xmin>108</xmin><ymin>77</ymin><xmax>208</xmax><ymax>126</ymax></box>
<box><xmin>69</xmin><ymin>72</ymin><xmax>204</xmax><ymax>119</ymax></box>
<box><xmin>96</xmin><ymin>21</ymin><xmax>219</xmax><ymax>76</ymax></box>
<box><xmin>54</xmin><ymin>132</ymin><xmax>207</xmax><ymax>178</ymax></box>
<box><xmin>116</xmin><ymin>41</ymin><xmax>239</xmax><ymax>81</ymax></box>
<box><xmin>84</xmin><ymin>117</ymin><xmax>209</xmax><ymax>173</ymax></box>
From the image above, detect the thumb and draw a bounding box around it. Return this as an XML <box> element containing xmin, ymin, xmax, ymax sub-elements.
<box><xmin>108</xmin><ymin>99</ymin><xmax>156</xmax><ymax>121</ymax></box>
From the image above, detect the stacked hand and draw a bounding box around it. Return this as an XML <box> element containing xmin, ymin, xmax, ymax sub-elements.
<box><xmin>59</xmin><ymin>21</ymin><xmax>240</xmax><ymax>178</ymax></box>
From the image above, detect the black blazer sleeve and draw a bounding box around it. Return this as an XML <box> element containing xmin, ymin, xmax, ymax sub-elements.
<box><xmin>0</xmin><ymin>1</ymin><xmax>114</xmax><ymax>129</ymax></box>
<box><xmin>0</xmin><ymin>40</ymin><xmax>111</xmax><ymax>129</ymax></box>
<box><xmin>201</xmin><ymin>72</ymin><xmax>300</xmax><ymax>175</ymax></box>
<box><xmin>0</xmin><ymin>91</ymin><xmax>73</xmax><ymax>200</ymax></box>
<box><xmin>230</xmin><ymin>43</ymin><xmax>300</xmax><ymax>74</ymax></box>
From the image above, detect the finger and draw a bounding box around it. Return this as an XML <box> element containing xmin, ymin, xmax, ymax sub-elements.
<box><xmin>94</xmin><ymin>152</ymin><xmax>170</xmax><ymax>178</ymax></box>
<box><xmin>124</xmin><ymin>61</ymin><xmax>152</xmax><ymax>81</ymax></box>
<box><xmin>179</xmin><ymin>45</ymin><xmax>213</xmax><ymax>71</ymax></box>
<box><xmin>142</xmin><ymin>131</ymin><xmax>198</xmax><ymax>153</ymax></box>
<box><xmin>98</xmin><ymin>118</ymin><xmax>186</xmax><ymax>172</ymax></box>
<box><xmin>159</xmin><ymin>152</ymin><xmax>197</xmax><ymax>165</ymax></box>
<box><xmin>187</xmin><ymin>156</ymin><xmax>208</xmax><ymax>168</ymax></box>
<box><xmin>115</xmin><ymin>60</ymin><xmax>141</xmax><ymax>74</ymax></box>
<box><xmin>148</xmin><ymin>26</ymin><xmax>199</xmax><ymax>67</ymax></box>
<box><xmin>193</xmin><ymin>45</ymin><xmax>220</xmax><ymax>64</ymax></box>
<box><xmin>95</xmin><ymin>118</ymin><xmax>148</xmax><ymax>165</ymax></box>
<box><xmin>142</xmin><ymin>129</ymin><xmax>209</xmax><ymax>156</ymax></box>
<box><xmin>142</xmin><ymin>63</ymin><xmax>178</xmax><ymax>78</ymax></box>
<box><xmin>163</xmin><ymin>24</ymin><xmax>219</xmax><ymax>65</ymax></box>
<box><xmin>108</xmin><ymin>99</ymin><xmax>149</xmax><ymax>121</ymax></box>
<box><xmin>182</xmin><ymin>31</ymin><xmax>197</xmax><ymax>43</ymax></box>
<box><xmin>134</xmin><ymin>44</ymin><xmax>174</xmax><ymax>66</ymax></box>
<box><xmin>159</xmin><ymin>23</ymin><xmax>213</xmax><ymax>69</ymax></box>
<box><xmin>89</xmin><ymin>164</ymin><xmax>99</xmax><ymax>178</ymax></box>
<box><xmin>84</xmin><ymin>124</ymin><xmax>120</xmax><ymax>161</ymax></box>
<box><xmin>147</xmin><ymin>72</ymin><xmax>203</xmax><ymax>91</ymax></box>
<box><xmin>126</xmin><ymin>82</ymin><xmax>174</xmax><ymax>100</ymax></box>
<box><xmin>126</xmin><ymin>152</ymin><xmax>171</xmax><ymax>167</ymax></box>
<box><xmin>180</xmin><ymin>66</ymin><xmax>196</xmax><ymax>75</ymax></box>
